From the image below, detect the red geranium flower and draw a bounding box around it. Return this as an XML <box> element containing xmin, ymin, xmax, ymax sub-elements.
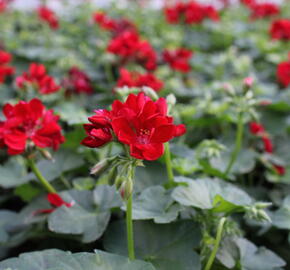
<box><xmin>270</xmin><ymin>19</ymin><xmax>290</xmax><ymax>41</ymax></box>
<box><xmin>116</xmin><ymin>68</ymin><xmax>163</xmax><ymax>92</ymax></box>
<box><xmin>62</xmin><ymin>67</ymin><xmax>93</xmax><ymax>95</ymax></box>
<box><xmin>36</xmin><ymin>193</ymin><xmax>74</xmax><ymax>214</ymax></box>
<box><xmin>273</xmin><ymin>164</ymin><xmax>286</xmax><ymax>176</ymax></box>
<box><xmin>0</xmin><ymin>99</ymin><xmax>65</xmax><ymax>155</ymax></box>
<box><xmin>16</xmin><ymin>63</ymin><xmax>61</xmax><ymax>95</ymax></box>
<box><xmin>277</xmin><ymin>56</ymin><xmax>290</xmax><ymax>87</ymax></box>
<box><xmin>93</xmin><ymin>12</ymin><xmax>117</xmax><ymax>31</ymax></box>
<box><xmin>0</xmin><ymin>50</ymin><xmax>14</xmax><ymax>84</ymax></box>
<box><xmin>82</xmin><ymin>92</ymin><xmax>186</xmax><ymax>160</ymax></box>
<box><xmin>249</xmin><ymin>3</ymin><xmax>280</xmax><ymax>20</ymax></box>
<box><xmin>0</xmin><ymin>0</ymin><xmax>7</xmax><ymax>13</ymax></box>
<box><xmin>164</xmin><ymin>2</ymin><xmax>219</xmax><ymax>25</ymax></box>
<box><xmin>262</xmin><ymin>135</ymin><xmax>273</xmax><ymax>153</ymax></box>
<box><xmin>249</xmin><ymin>122</ymin><xmax>265</xmax><ymax>135</ymax></box>
<box><xmin>107</xmin><ymin>31</ymin><xmax>157</xmax><ymax>71</ymax></box>
<box><xmin>37</xmin><ymin>6</ymin><xmax>59</xmax><ymax>30</ymax></box>
<box><xmin>163</xmin><ymin>48</ymin><xmax>193</xmax><ymax>73</ymax></box>
<box><xmin>93</xmin><ymin>12</ymin><xmax>136</xmax><ymax>37</ymax></box>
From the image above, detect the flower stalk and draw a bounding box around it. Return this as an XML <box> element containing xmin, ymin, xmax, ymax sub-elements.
<box><xmin>126</xmin><ymin>165</ymin><xmax>135</xmax><ymax>260</ymax></box>
<box><xmin>28</xmin><ymin>158</ymin><xmax>56</xmax><ymax>194</ymax></box>
<box><xmin>204</xmin><ymin>217</ymin><xmax>227</xmax><ymax>270</ymax></box>
<box><xmin>164</xmin><ymin>142</ymin><xmax>175</xmax><ymax>188</ymax></box>
<box><xmin>224</xmin><ymin>112</ymin><xmax>244</xmax><ymax>175</ymax></box>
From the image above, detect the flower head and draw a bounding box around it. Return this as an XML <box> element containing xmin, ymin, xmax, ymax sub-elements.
<box><xmin>249</xmin><ymin>122</ymin><xmax>265</xmax><ymax>135</ymax></box>
<box><xmin>16</xmin><ymin>63</ymin><xmax>61</xmax><ymax>95</ymax></box>
<box><xmin>116</xmin><ymin>68</ymin><xmax>163</xmax><ymax>92</ymax></box>
<box><xmin>37</xmin><ymin>6</ymin><xmax>59</xmax><ymax>29</ymax></box>
<box><xmin>164</xmin><ymin>2</ymin><xmax>219</xmax><ymax>25</ymax></box>
<box><xmin>273</xmin><ymin>164</ymin><xmax>286</xmax><ymax>176</ymax></box>
<box><xmin>82</xmin><ymin>92</ymin><xmax>186</xmax><ymax>160</ymax></box>
<box><xmin>277</xmin><ymin>58</ymin><xmax>290</xmax><ymax>87</ymax></box>
<box><xmin>163</xmin><ymin>48</ymin><xmax>193</xmax><ymax>73</ymax></box>
<box><xmin>0</xmin><ymin>50</ymin><xmax>14</xmax><ymax>84</ymax></box>
<box><xmin>62</xmin><ymin>67</ymin><xmax>93</xmax><ymax>95</ymax></box>
<box><xmin>249</xmin><ymin>3</ymin><xmax>280</xmax><ymax>20</ymax></box>
<box><xmin>270</xmin><ymin>19</ymin><xmax>290</xmax><ymax>41</ymax></box>
<box><xmin>0</xmin><ymin>99</ymin><xmax>64</xmax><ymax>155</ymax></box>
<box><xmin>107</xmin><ymin>31</ymin><xmax>157</xmax><ymax>71</ymax></box>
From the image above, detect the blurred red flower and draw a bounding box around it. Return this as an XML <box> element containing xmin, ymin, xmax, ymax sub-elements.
<box><xmin>16</xmin><ymin>63</ymin><xmax>61</xmax><ymax>95</ymax></box>
<box><xmin>107</xmin><ymin>31</ymin><xmax>157</xmax><ymax>71</ymax></box>
<box><xmin>62</xmin><ymin>67</ymin><xmax>93</xmax><ymax>95</ymax></box>
<box><xmin>249</xmin><ymin>122</ymin><xmax>265</xmax><ymax>135</ymax></box>
<box><xmin>277</xmin><ymin>59</ymin><xmax>290</xmax><ymax>87</ymax></box>
<box><xmin>249</xmin><ymin>3</ymin><xmax>280</xmax><ymax>20</ymax></box>
<box><xmin>0</xmin><ymin>99</ymin><xmax>64</xmax><ymax>155</ymax></box>
<box><xmin>273</xmin><ymin>164</ymin><xmax>286</xmax><ymax>176</ymax></box>
<box><xmin>37</xmin><ymin>6</ymin><xmax>59</xmax><ymax>30</ymax></box>
<box><xmin>270</xmin><ymin>19</ymin><xmax>290</xmax><ymax>41</ymax></box>
<box><xmin>82</xmin><ymin>92</ymin><xmax>186</xmax><ymax>160</ymax></box>
<box><xmin>163</xmin><ymin>48</ymin><xmax>193</xmax><ymax>73</ymax></box>
<box><xmin>116</xmin><ymin>68</ymin><xmax>163</xmax><ymax>92</ymax></box>
<box><xmin>0</xmin><ymin>50</ymin><xmax>14</xmax><ymax>84</ymax></box>
<box><xmin>262</xmin><ymin>135</ymin><xmax>273</xmax><ymax>153</ymax></box>
<box><xmin>0</xmin><ymin>0</ymin><xmax>7</xmax><ymax>13</ymax></box>
<box><xmin>164</xmin><ymin>2</ymin><xmax>219</xmax><ymax>25</ymax></box>
<box><xmin>36</xmin><ymin>193</ymin><xmax>74</xmax><ymax>214</ymax></box>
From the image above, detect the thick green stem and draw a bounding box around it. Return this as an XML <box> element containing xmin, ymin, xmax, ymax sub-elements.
<box><xmin>164</xmin><ymin>142</ymin><xmax>174</xmax><ymax>188</ymax></box>
<box><xmin>204</xmin><ymin>217</ymin><xmax>227</xmax><ymax>270</ymax></box>
<box><xmin>224</xmin><ymin>113</ymin><xmax>244</xmax><ymax>175</ymax></box>
<box><xmin>126</xmin><ymin>193</ymin><xmax>135</xmax><ymax>260</ymax></box>
<box><xmin>28</xmin><ymin>158</ymin><xmax>56</xmax><ymax>194</ymax></box>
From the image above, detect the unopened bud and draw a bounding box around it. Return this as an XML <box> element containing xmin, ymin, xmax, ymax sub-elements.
<box><xmin>223</xmin><ymin>83</ymin><xmax>235</xmax><ymax>96</ymax></box>
<box><xmin>90</xmin><ymin>159</ymin><xmax>108</xmax><ymax>175</ymax></box>
<box><xmin>119</xmin><ymin>179</ymin><xmax>133</xmax><ymax>200</ymax></box>
<box><xmin>39</xmin><ymin>148</ymin><xmax>53</xmax><ymax>161</ymax></box>
<box><xmin>142</xmin><ymin>87</ymin><xmax>159</xmax><ymax>100</ymax></box>
<box><xmin>255</xmin><ymin>202</ymin><xmax>272</xmax><ymax>209</ymax></box>
<box><xmin>243</xmin><ymin>77</ymin><xmax>254</xmax><ymax>88</ymax></box>
<box><xmin>257</xmin><ymin>209</ymin><xmax>271</xmax><ymax>222</ymax></box>
<box><xmin>166</xmin><ymin>94</ymin><xmax>176</xmax><ymax>107</ymax></box>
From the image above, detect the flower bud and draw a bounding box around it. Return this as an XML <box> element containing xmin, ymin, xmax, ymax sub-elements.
<box><xmin>119</xmin><ymin>179</ymin><xmax>133</xmax><ymax>200</ymax></box>
<box><xmin>90</xmin><ymin>159</ymin><xmax>108</xmax><ymax>175</ymax></box>
<box><xmin>142</xmin><ymin>86</ymin><xmax>159</xmax><ymax>101</ymax></box>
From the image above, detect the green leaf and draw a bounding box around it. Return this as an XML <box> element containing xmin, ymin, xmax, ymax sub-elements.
<box><xmin>172</xmin><ymin>177</ymin><xmax>253</xmax><ymax>213</ymax></box>
<box><xmin>0</xmin><ymin>249</ymin><xmax>156</xmax><ymax>270</ymax></box>
<box><xmin>27</xmin><ymin>149</ymin><xmax>84</xmax><ymax>182</ymax></box>
<box><xmin>130</xmin><ymin>186</ymin><xmax>182</xmax><ymax>223</ymax></box>
<box><xmin>0</xmin><ymin>157</ymin><xmax>29</xmax><ymax>188</ymax></box>
<box><xmin>0</xmin><ymin>211</ymin><xmax>18</xmax><ymax>244</ymax></box>
<box><xmin>104</xmin><ymin>220</ymin><xmax>201</xmax><ymax>270</ymax></box>
<box><xmin>272</xmin><ymin>195</ymin><xmax>290</xmax><ymax>229</ymax></box>
<box><xmin>14</xmin><ymin>183</ymin><xmax>42</xmax><ymax>202</ymax></box>
<box><xmin>48</xmin><ymin>185</ymin><xmax>120</xmax><ymax>243</ymax></box>
<box><xmin>237</xmin><ymin>238</ymin><xmax>286</xmax><ymax>270</ymax></box>
<box><xmin>55</xmin><ymin>102</ymin><xmax>88</xmax><ymax>125</ymax></box>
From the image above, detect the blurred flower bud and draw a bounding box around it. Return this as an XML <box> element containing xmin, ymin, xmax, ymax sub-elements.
<box><xmin>142</xmin><ymin>86</ymin><xmax>159</xmax><ymax>100</ymax></box>
<box><xmin>39</xmin><ymin>148</ymin><xmax>53</xmax><ymax>161</ymax></box>
<box><xmin>223</xmin><ymin>83</ymin><xmax>235</xmax><ymax>96</ymax></box>
<box><xmin>119</xmin><ymin>179</ymin><xmax>133</xmax><ymax>200</ymax></box>
<box><xmin>243</xmin><ymin>77</ymin><xmax>254</xmax><ymax>88</ymax></box>
<box><xmin>90</xmin><ymin>159</ymin><xmax>109</xmax><ymax>175</ymax></box>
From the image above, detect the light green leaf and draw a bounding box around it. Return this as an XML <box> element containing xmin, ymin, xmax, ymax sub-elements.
<box><xmin>0</xmin><ymin>249</ymin><xmax>156</xmax><ymax>270</ymax></box>
<box><xmin>104</xmin><ymin>220</ymin><xmax>201</xmax><ymax>270</ymax></box>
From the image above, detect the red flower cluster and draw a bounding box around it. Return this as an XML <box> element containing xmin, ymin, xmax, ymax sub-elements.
<box><xmin>62</xmin><ymin>67</ymin><xmax>93</xmax><ymax>95</ymax></box>
<box><xmin>0</xmin><ymin>50</ymin><xmax>14</xmax><ymax>84</ymax></box>
<box><xmin>82</xmin><ymin>92</ymin><xmax>186</xmax><ymax>160</ymax></box>
<box><xmin>0</xmin><ymin>0</ymin><xmax>7</xmax><ymax>13</ymax></box>
<box><xmin>163</xmin><ymin>48</ymin><xmax>193</xmax><ymax>73</ymax></box>
<box><xmin>107</xmin><ymin>31</ymin><xmax>157</xmax><ymax>71</ymax></box>
<box><xmin>0</xmin><ymin>99</ymin><xmax>64</xmax><ymax>155</ymax></box>
<box><xmin>164</xmin><ymin>2</ymin><xmax>219</xmax><ymax>25</ymax></box>
<box><xmin>37</xmin><ymin>6</ymin><xmax>59</xmax><ymax>30</ymax></box>
<box><xmin>36</xmin><ymin>193</ymin><xmax>74</xmax><ymax>214</ymax></box>
<box><xmin>249</xmin><ymin>122</ymin><xmax>285</xmax><ymax>175</ymax></box>
<box><xmin>248</xmin><ymin>3</ymin><xmax>280</xmax><ymax>20</ymax></box>
<box><xmin>116</xmin><ymin>68</ymin><xmax>163</xmax><ymax>92</ymax></box>
<box><xmin>277</xmin><ymin>54</ymin><xmax>290</xmax><ymax>87</ymax></box>
<box><xmin>93</xmin><ymin>12</ymin><xmax>136</xmax><ymax>36</ymax></box>
<box><xmin>16</xmin><ymin>63</ymin><xmax>61</xmax><ymax>95</ymax></box>
<box><xmin>270</xmin><ymin>19</ymin><xmax>290</xmax><ymax>41</ymax></box>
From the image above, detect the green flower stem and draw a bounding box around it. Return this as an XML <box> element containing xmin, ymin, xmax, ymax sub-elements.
<box><xmin>105</xmin><ymin>63</ymin><xmax>114</xmax><ymax>84</ymax></box>
<box><xmin>204</xmin><ymin>217</ymin><xmax>227</xmax><ymax>270</ymax></box>
<box><xmin>164</xmin><ymin>142</ymin><xmax>174</xmax><ymax>188</ymax></box>
<box><xmin>28</xmin><ymin>158</ymin><xmax>57</xmax><ymax>194</ymax></box>
<box><xmin>126</xmin><ymin>193</ymin><xmax>135</xmax><ymax>260</ymax></box>
<box><xmin>126</xmin><ymin>165</ymin><xmax>135</xmax><ymax>260</ymax></box>
<box><xmin>224</xmin><ymin>113</ymin><xmax>244</xmax><ymax>176</ymax></box>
